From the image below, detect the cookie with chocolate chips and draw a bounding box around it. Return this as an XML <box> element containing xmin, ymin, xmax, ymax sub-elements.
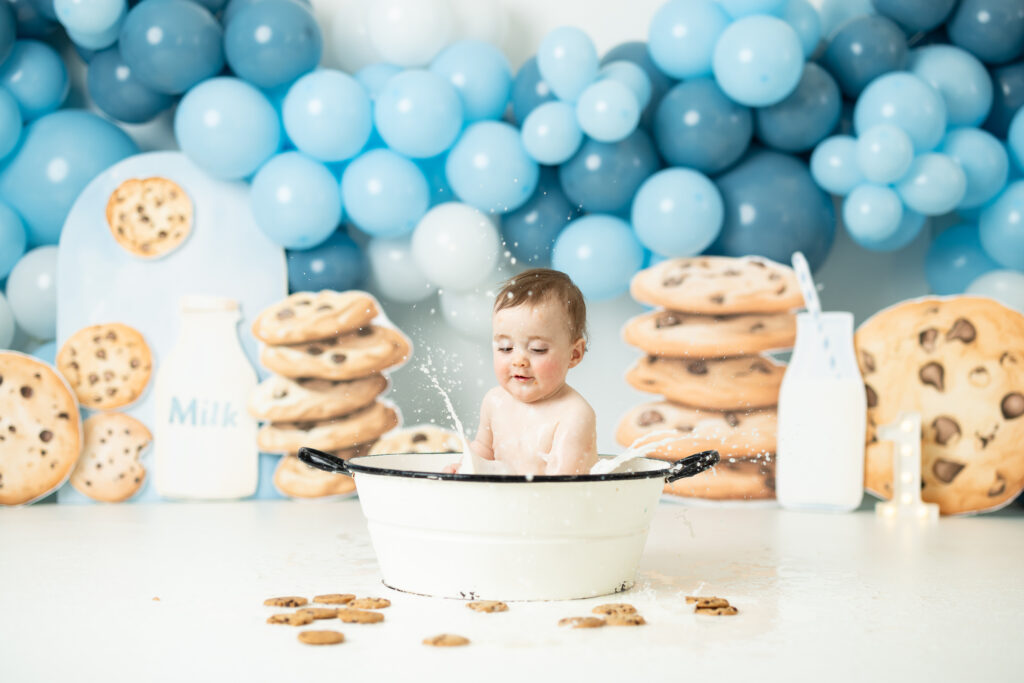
<box><xmin>623</xmin><ymin>310</ymin><xmax>796</xmax><ymax>358</ymax></box>
<box><xmin>251</xmin><ymin>291</ymin><xmax>380</xmax><ymax>345</ymax></box>
<box><xmin>626</xmin><ymin>354</ymin><xmax>785</xmax><ymax>410</ymax></box>
<box><xmin>616</xmin><ymin>401</ymin><xmax>778</xmax><ymax>459</ymax></box>
<box><xmin>69</xmin><ymin>413</ymin><xmax>151</xmax><ymax>503</ymax></box>
<box><xmin>0</xmin><ymin>352</ymin><xmax>82</xmax><ymax>506</ymax></box>
<box><xmin>56</xmin><ymin>323</ymin><xmax>152</xmax><ymax>410</ymax></box>
<box><xmin>271</xmin><ymin>445</ymin><xmax>370</xmax><ymax>499</ymax></box>
<box><xmin>856</xmin><ymin>297</ymin><xmax>1024</xmax><ymax>515</ymax></box>
<box><xmin>247</xmin><ymin>373</ymin><xmax>388</xmax><ymax>423</ymax></box>
<box><xmin>105</xmin><ymin>177</ymin><xmax>193</xmax><ymax>259</ymax></box>
<box><xmin>260</xmin><ymin>325</ymin><xmax>411</xmax><ymax>381</ymax></box>
<box><xmin>369</xmin><ymin>424</ymin><xmax>462</xmax><ymax>455</ymax></box>
<box><xmin>631</xmin><ymin>256</ymin><xmax>804</xmax><ymax>314</ymax></box>
<box><xmin>258</xmin><ymin>401</ymin><xmax>399</xmax><ymax>453</ymax></box>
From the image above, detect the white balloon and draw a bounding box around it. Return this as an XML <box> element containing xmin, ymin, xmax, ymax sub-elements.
<box><xmin>439</xmin><ymin>258</ymin><xmax>520</xmax><ymax>338</ymax></box>
<box><xmin>966</xmin><ymin>270</ymin><xmax>1024</xmax><ymax>313</ymax></box>
<box><xmin>367</xmin><ymin>0</ymin><xmax>454</xmax><ymax>67</ymax></box>
<box><xmin>0</xmin><ymin>292</ymin><xmax>15</xmax><ymax>348</ymax></box>
<box><xmin>323</xmin><ymin>0</ymin><xmax>382</xmax><ymax>73</ymax></box>
<box><xmin>448</xmin><ymin>0</ymin><xmax>507</xmax><ymax>48</ymax></box>
<box><xmin>367</xmin><ymin>235</ymin><xmax>436</xmax><ymax>303</ymax></box>
<box><xmin>412</xmin><ymin>202</ymin><xmax>500</xmax><ymax>291</ymax></box>
<box><xmin>6</xmin><ymin>246</ymin><xmax>58</xmax><ymax>341</ymax></box>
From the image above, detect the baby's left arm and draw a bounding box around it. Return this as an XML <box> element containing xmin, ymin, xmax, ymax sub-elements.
<box><xmin>544</xmin><ymin>404</ymin><xmax>597</xmax><ymax>476</ymax></box>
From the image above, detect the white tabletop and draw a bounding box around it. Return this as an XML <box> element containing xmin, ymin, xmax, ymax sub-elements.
<box><xmin>1</xmin><ymin>498</ymin><xmax>1021</xmax><ymax>682</ymax></box>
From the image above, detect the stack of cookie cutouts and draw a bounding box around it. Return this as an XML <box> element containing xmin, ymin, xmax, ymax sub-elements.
<box><xmin>617</xmin><ymin>256</ymin><xmax>803</xmax><ymax>501</ymax></box>
<box><xmin>247</xmin><ymin>290</ymin><xmax>411</xmax><ymax>500</ymax></box>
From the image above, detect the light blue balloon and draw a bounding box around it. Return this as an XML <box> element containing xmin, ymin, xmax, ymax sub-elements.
<box><xmin>718</xmin><ymin>0</ymin><xmax>785</xmax><ymax>18</ymax></box>
<box><xmin>283</xmin><ymin>70</ymin><xmax>371</xmax><ymax>162</ymax></box>
<box><xmin>520</xmin><ymin>101</ymin><xmax>582</xmax><ymax>165</ymax></box>
<box><xmin>430</xmin><ymin>39</ymin><xmax>512</xmax><ymax>122</ymax></box>
<box><xmin>250</xmin><ymin>151</ymin><xmax>340</xmax><ymax>249</ymax></box>
<box><xmin>868</xmin><ymin>207</ymin><xmax>927</xmax><ymax>252</ymax></box>
<box><xmin>511</xmin><ymin>56</ymin><xmax>555</xmax><ymax>125</ymax></box>
<box><xmin>601</xmin><ymin>41</ymin><xmax>675</xmax><ymax>130</ymax></box>
<box><xmin>575</xmin><ymin>79</ymin><xmax>639</xmax><ymax>143</ymax></box>
<box><xmin>0</xmin><ymin>199</ymin><xmax>26</xmax><ymax>278</ymax></box>
<box><xmin>810</xmin><ymin>135</ymin><xmax>864</xmax><ymax>195</ymax></box>
<box><xmin>0</xmin><ymin>292</ymin><xmax>13</xmax><ymax>349</ymax></box>
<box><xmin>55</xmin><ymin>0</ymin><xmax>124</xmax><ymax>34</ymax></box>
<box><xmin>653</xmin><ymin>78</ymin><xmax>752</xmax><ymax>174</ymax></box>
<box><xmin>631</xmin><ymin>168</ymin><xmax>723</xmax><ymax>257</ymax></box>
<box><xmin>374</xmin><ymin>69</ymin><xmax>463</xmax><ymax>159</ymax></box>
<box><xmin>925</xmin><ymin>223</ymin><xmax>1000</xmax><ymax>295</ymax></box>
<box><xmin>30</xmin><ymin>340</ymin><xmax>55</xmax><ymax>364</ymax></box>
<box><xmin>854</xmin><ymin>73</ymin><xmax>947</xmax><ymax>153</ymax></box>
<box><xmin>908</xmin><ymin>45</ymin><xmax>994</xmax><ymax>128</ymax></box>
<box><xmin>65</xmin><ymin>17</ymin><xmax>123</xmax><ymax>50</ymax></box>
<box><xmin>0</xmin><ymin>88</ymin><xmax>22</xmax><ymax>158</ymax></box>
<box><xmin>979</xmin><ymin>180</ymin><xmax>1024</xmax><ymax>270</ymax></box>
<box><xmin>446</xmin><ymin>121</ymin><xmax>539</xmax><ymax>214</ymax></box>
<box><xmin>856</xmin><ymin>124</ymin><xmax>914</xmax><ymax>184</ymax></box>
<box><xmin>755</xmin><ymin>62</ymin><xmax>841</xmax><ymax>153</ymax></box>
<box><xmin>895</xmin><ymin>153</ymin><xmax>968</xmax><ymax>216</ymax></box>
<box><xmin>647</xmin><ymin>0</ymin><xmax>730</xmax><ymax>79</ymax></box>
<box><xmin>502</xmin><ymin>168</ymin><xmax>575</xmax><ymax>266</ymax></box>
<box><xmin>86</xmin><ymin>46</ymin><xmax>174</xmax><ymax>124</ymax></box>
<box><xmin>0</xmin><ymin>40</ymin><xmax>68</xmax><ymax>120</ymax></box>
<box><xmin>965</xmin><ymin>269</ymin><xmax>1024</xmax><ymax>313</ymax></box>
<box><xmin>174</xmin><ymin>77</ymin><xmax>280</xmax><ymax>180</ymax></box>
<box><xmin>5</xmin><ymin>245</ymin><xmax>57</xmax><ymax>340</ymax></box>
<box><xmin>0</xmin><ymin>110</ymin><xmax>137</xmax><ymax>246</ymax></box>
<box><xmin>224</xmin><ymin>0</ymin><xmax>321</xmax><ymax>90</ymax></box>
<box><xmin>712</xmin><ymin>15</ymin><xmax>804</xmax><ymax>107</ymax></box>
<box><xmin>536</xmin><ymin>26</ymin><xmax>598</xmax><ymax>102</ymax></box>
<box><xmin>355</xmin><ymin>63</ymin><xmax>401</xmax><ymax>101</ymax></box>
<box><xmin>416</xmin><ymin>153</ymin><xmax>453</xmax><ymax>207</ymax></box>
<box><xmin>598</xmin><ymin>61</ymin><xmax>651</xmax><ymax>111</ymax></box>
<box><xmin>940</xmin><ymin>127</ymin><xmax>1010</xmax><ymax>209</ymax></box>
<box><xmin>842</xmin><ymin>184</ymin><xmax>904</xmax><ymax>248</ymax></box>
<box><xmin>551</xmin><ymin>214</ymin><xmax>644</xmax><ymax>301</ymax></box>
<box><xmin>1009</xmin><ymin>107</ymin><xmax>1024</xmax><ymax>174</ymax></box>
<box><xmin>341</xmin><ymin>149</ymin><xmax>429</xmax><ymax>238</ymax></box>
<box><xmin>781</xmin><ymin>0</ymin><xmax>821</xmax><ymax>58</ymax></box>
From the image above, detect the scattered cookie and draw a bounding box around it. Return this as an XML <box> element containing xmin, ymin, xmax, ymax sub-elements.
<box><xmin>259</xmin><ymin>325</ymin><xmax>411</xmax><ymax>381</ymax></box>
<box><xmin>336</xmin><ymin>608</ymin><xmax>384</xmax><ymax>624</ymax></box>
<box><xmin>56</xmin><ymin>323</ymin><xmax>153</xmax><ymax>410</ymax></box>
<box><xmin>467</xmin><ymin>601</ymin><xmax>508</xmax><ymax>613</ymax></box>
<box><xmin>422</xmin><ymin>634</ymin><xmax>469</xmax><ymax>647</ymax></box>
<box><xmin>258</xmin><ymin>402</ymin><xmax>399</xmax><ymax>454</ymax></box>
<box><xmin>558</xmin><ymin>617</ymin><xmax>606</xmax><ymax>628</ymax></box>
<box><xmin>105</xmin><ymin>177</ymin><xmax>193</xmax><ymax>259</ymax></box>
<box><xmin>263</xmin><ymin>596</ymin><xmax>308</xmax><ymax>608</ymax></box>
<box><xmin>252</xmin><ymin>290</ymin><xmax>380</xmax><ymax>345</ymax></box>
<box><xmin>248</xmin><ymin>373</ymin><xmax>388</xmax><ymax>423</ymax></box>
<box><xmin>272</xmin><ymin>448</ymin><xmax>366</xmax><ymax>499</ymax></box>
<box><xmin>267</xmin><ymin>612</ymin><xmax>315</xmax><ymax>626</ymax></box>
<box><xmin>298</xmin><ymin>630</ymin><xmax>345</xmax><ymax>645</ymax></box>
<box><xmin>313</xmin><ymin>594</ymin><xmax>355</xmax><ymax>605</ymax></box>
<box><xmin>695</xmin><ymin>606</ymin><xmax>739</xmax><ymax>616</ymax></box>
<box><xmin>296</xmin><ymin>607</ymin><xmax>339</xmax><ymax>620</ymax></box>
<box><xmin>606</xmin><ymin>613</ymin><xmax>647</xmax><ymax>626</ymax></box>
<box><xmin>686</xmin><ymin>596</ymin><xmax>730</xmax><ymax>609</ymax></box>
<box><xmin>370</xmin><ymin>424</ymin><xmax>463</xmax><ymax>455</ymax></box>
<box><xmin>349</xmin><ymin>597</ymin><xmax>390</xmax><ymax>609</ymax></box>
<box><xmin>626</xmin><ymin>354</ymin><xmax>785</xmax><ymax>410</ymax></box>
<box><xmin>69</xmin><ymin>413</ymin><xmax>150</xmax><ymax>503</ymax></box>
<box><xmin>591</xmin><ymin>603</ymin><xmax>637</xmax><ymax>616</ymax></box>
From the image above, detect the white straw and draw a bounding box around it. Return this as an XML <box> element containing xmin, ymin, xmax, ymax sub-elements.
<box><xmin>790</xmin><ymin>252</ymin><xmax>839</xmax><ymax>377</ymax></box>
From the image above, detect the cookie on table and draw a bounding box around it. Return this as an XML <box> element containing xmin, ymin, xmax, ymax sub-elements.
<box><xmin>616</xmin><ymin>401</ymin><xmax>777</xmax><ymax>458</ymax></box>
<box><xmin>247</xmin><ymin>374</ymin><xmax>388</xmax><ymax>423</ymax></box>
<box><xmin>623</xmin><ymin>310</ymin><xmax>796</xmax><ymax>358</ymax></box>
<box><xmin>251</xmin><ymin>290</ymin><xmax>379</xmax><ymax>345</ymax></box>
<box><xmin>369</xmin><ymin>424</ymin><xmax>462</xmax><ymax>455</ymax></box>
<box><xmin>663</xmin><ymin>455</ymin><xmax>775</xmax><ymax>500</ymax></box>
<box><xmin>260</xmin><ymin>325</ymin><xmax>411</xmax><ymax>381</ymax></box>
<box><xmin>626</xmin><ymin>354</ymin><xmax>785</xmax><ymax>410</ymax></box>
<box><xmin>0</xmin><ymin>352</ymin><xmax>82</xmax><ymax>506</ymax></box>
<box><xmin>272</xmin><ymin>444</ymin><xmax>372</xmax><ymax>499</ymax></box>
<box><xmin>105</xmin><ymin>177</ymin><xmax>193</xmax><ymax>259</ymax></box>
<box><xmin>56</xmin><ymin>323</ymin><xmax>153</xmax><ymax>410</ymax></box>
<box><xmin>258</xmin><ymin>402</ymin><xmax>399</xmax><ymax>453</ymax></box>
<box><xmin>70</xmin><ymin>413</ymin><xmax>150</xmax><ymax>503</ymax></box>
<box><xmin>855</xmin><ymin>296</ymin><xmax>1024</xmax><ymax>515</ymax></box>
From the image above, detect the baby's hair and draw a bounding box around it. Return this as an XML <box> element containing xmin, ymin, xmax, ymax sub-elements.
<box><xmin>493</xmin><ymin>268</ymin><xmax>588</xmax><ymax>344</ymax></box>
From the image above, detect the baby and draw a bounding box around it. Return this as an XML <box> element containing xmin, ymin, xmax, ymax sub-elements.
<box><xmin>448</xmin><ymin>268</ymin><xmax>598</xmax><ymax>476</ymax></box>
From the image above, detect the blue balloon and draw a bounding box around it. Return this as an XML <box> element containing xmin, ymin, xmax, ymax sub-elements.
<box><xmin>502</xmin><ymin>168</ymin><xmax>576</xmax><ymax>266</ymax></box>
<box><xmin>558</xmin><ymin>128</ymin><xmax>660</xmax><ymax>214</ymax></box>
<box><xmin>118</xmin><ymin>0</ymin><xmax>224</xmax><ymax>95</ymax></box>
<box><xmin>0</xmin><ymin>88</ymin><xmax>22</xmax><ymax>158</ymax></box>
<box><xmin>86</xmin><ymin>46</ymin><xmax>174</xmax><ymax>124</ymax></box>
<box><xmin>551</xmin><ymin>214</ymin><xmax>644</xmax><ymax>301</ymax></box>
<box><xmin>0</xmin><ymin>40</ymin><xmax>68</xmax><ymax>120</ymax></box>
<box><xmin>941</xmin><ymin>127</ymin><xmax>1010</xmax><ymax>209</ymax></box>
<box><xmin>250</xmin><ymin>152</ymin><xmax>340</xmax><ymax>249</ymax></box>
<box><xmin>711</xmin><ymin>149</ymin><xmax>836</xmax><ymax>269</ymax></box>
<box><xmin>27</xmin><ymin>0</ymin><xmax>57</xmax><ymax>21</ymax></box>
<box><xmin>842</xmin><ymin>183</ymin><xmax>904</xmax><ymax>248</ymax></box>
<box><xmin>822</xmin><ymin>16</ymin><xmax>907</xmax><ymax>99</ymax></box>
<box><xmin>647</xmin><ymin>0</ymin><xmax>730</xmax><ymax>80</ymax></box>
<box><xmin>0</xmin><ymin>110</ymin><xmax>137</xmax><ymax>246</ymax></box>
<box><xmin>755</xmin><ymin>63</ymin><xmax>841</xmax><ymax>153</ymax></box>
<box><xmin>854</xmin><ymin>72</ymin><xmax>947</xmax><ymax>152</ymax></box>
<box><xmin>866</xmin><ymin>207</ymin><xmax>927</xmax><ymax>251</ymax></box>
<box><xmin>64</xmin><ymin>20</ymin><xmax>123</xmax><ymax>51</ymax></box>
<box><xmin>653</xmin><ymin>78</ymin><xmax>752</xmax><ymax>174</ymax></box>
<box><xmin>29</xmin><ymin>340</ymin><xmax>55</xmax><ymax>364</ymax></box>
<box><xmin>54</xmin><ymin>0</ymin><xmax>124</xmax><ymax>35</ymax></box>
<box><xmin>511</xmin><ymin>56</ymin><xmax>555</xmax><ymax>125</ymax></box>
<box><xmin>575</xmin><ymin>79</ymin><xmax>639</xmax><ymax>143</ymax></box>
<box><xmin>536</xmin><ymin>26</ymin><xmax>598</xmax><ymax>102</ymax></box>
<box><xmin>520</xmin><ymin>101</ymin><xmax>582</xmax><ymax>165</ymax></box>
<box><xmin>174</xmin><ymin>77</ymin><xmax>280</xmax><ymax>180</ymax></box>
<box><xmin>925</xmin><ymin>223</ymin><xmax>1000</xmax><ymax>294</ymax></box>
<box><xmin>0</xmin><ymin>199</ymin><xmax>26</xmax><ymax>279</ymax></box>
<box><xmin>9</xmin><ymin>0</ymin><xmax>58</xmax><ymax>39</ymax></box>
<box><xmin>856</xmin><ymin>124</ymin><xmax>913</xmax><ymax>184</ymax></box>
<box><xmin>447</xmin><ymin>121</ymin><xmax>539</xmax><ymax>214</ymax></box>
<box><xmin>810</xmin><ymin>135</ymin><xmax>864</xmax><ymax>195</ymax></box>
<box><xmin>374</xmin><ymin>70</ymin><xmax>463</xmax><ymax>159</ymax></box>
<box><xmin>0</xmin><ymin>3</ymin><xmax>14</xmax><ymax>66</ymax></box>
<box><xmin>600</xmin><ymin>41</ymin><xmax>675</xmax><ymax>130</ymax></box>
<box><xmin>283</xmin><ymin>70</ymin><xmax>372</xmax><ymax>162</ymax></box>
<box><xmin>895</xmin><ymin>153</ymin><xmax>968</xmax><ymax>216</ymax></box>
<box><xmin>631</xmin><ymin>168</ymin><xmax>723</xmax><ymax>257</ymax></box>
<box><xmin>416</xmin><ymin>153</ymin><xmax>453</xmax><ymax>207</ymax></box>
<box><xmin>979</xmin><ymin>180</ymin><xmax>1024</xmax><ymax>269</ymax></box>
<box><xmin>598</xmin><ymin>61</ymin><xmax>651</xmax><ymax>111</ymax></box>
<box><xmin>286</xmin><ymin>228</ymin><xmax>367</xmax><ymax>293</ymax></box>
<box><xmin>908</xmin><ymin>46</ymin><xmax>994</xmax><ymax>128</ymax></box>
<box><xmin>718</xmin><ymin>0</ymin><xmax>784</xmax><ymax>18</ymax></box>
<box><xmin>871</xmin><ymin>0</ymin><xmax>956</xmax><ymax>32</ymax></box>
<box><xmin>1009</xmin><ymin>108</ymin><xmax>1024</xmax><ymax>175</ymax></box>
<box><xmin>947</xmin><ymin>0</ymin><xmax>1024</xmax><ymax>65</ymax></box>
<box><xmin>817</xmin><ymin>0</ymin><xmax>876</xmax><ymax>40</ymax></box>
<box><xmin>341</xmin><ymin>149</ymin><xmax>429</xmax><ymax>238</ymax></box>
<box><xmin>781</xmin><ymin>0</ymin><xmax>821</xmax><ymax>59</ymax></box>
<box><xmin>430</xmin><ymin>39</ymin><xmax>512</xmax><ymax>122</ymax></box>
<box><xmin>984</xmin><ymin>61</ymin><xmax>1024</xmax><ymax>138</ymax></box>
<box><xmin>355</xmin><ymin>63</ymin><xmax>401</xmax><ymax>101</ymax></box>
<box><xmin>224</xmin><ymin>0</ymin><xmax>321</xmax><ymax>90</ymax></box>
<box><xmin>712</xmin><ymin>15</ymin><xmax>804</xmax><ymax>107</ymax></box>
<box><xmin>221</xmin><ymin>0</ymin><xmax>311</xmax><ymax>26</ymax></box>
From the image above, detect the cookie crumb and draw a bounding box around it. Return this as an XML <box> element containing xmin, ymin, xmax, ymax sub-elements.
<box><xmin>298</xmin><ymin>630</ymin><xmax>345</xmax><ymax>645</ymax></box>
<box><xmin>423</xmin><ymin>634</ymin><xmax>470</xmax><ymax>647</ymax></box>
<box><xmin>558</xmin><ymin>616</ymin><xmax>606</xmax><ymax>629</ymax></box>
<box><xmin>151</xmin><ymin>597</ymin><xmax>160</xmax><ymax>602</ymax></box>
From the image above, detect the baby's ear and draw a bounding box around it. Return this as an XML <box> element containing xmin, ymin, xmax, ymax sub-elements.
<box><xmin>568</xmin><ymin>337</ymin><xmax>586</xmax><ymax>368</ymax></box>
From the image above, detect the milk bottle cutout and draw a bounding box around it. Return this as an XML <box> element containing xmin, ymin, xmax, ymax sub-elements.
<box><xmin>153</xmin><ymin>296</ymin><xmax>259</xmax><ymax>500</ymax></box>
<box><xmin>776</xmin><ymin>253</ymin><xmax>866</xmax><ymax>512</ymax></box>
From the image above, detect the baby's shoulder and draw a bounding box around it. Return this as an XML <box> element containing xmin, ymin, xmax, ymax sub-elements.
<box><xmin>559</xmin><ymin>386</ymin><xmax>596</xmax><ymax>422</ymax></box>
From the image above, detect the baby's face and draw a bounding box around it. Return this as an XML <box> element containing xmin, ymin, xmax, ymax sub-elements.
<box><xmin>491</xmin><ymin>298</ymin><xmax>584</xmax><ymax>404</ymax></box>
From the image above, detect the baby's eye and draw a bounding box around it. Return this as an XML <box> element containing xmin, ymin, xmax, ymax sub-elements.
<box><xmin>497</xmin><ymin>347</ymin><xmax>512</xmax><ymax>353</ymax></box>
<box><xmin>529</xmin><ymin>347</ymin><xmax>548</xmax><ymax>354</ymax></box>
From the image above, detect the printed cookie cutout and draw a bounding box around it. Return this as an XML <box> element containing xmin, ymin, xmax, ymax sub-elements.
<box><xmin>856</xmin><ymin>296</ymin><xmax>1024</xmax><ymax>515</ymax></box>
<box><xmin>248</xmin><ymin>374</ymin><xmax>388</xmax><ymax>423</ymax></box>
<box><xmin>0</xmin><ymin>352</ymin><xmax>82</xmax><ymax>506</ymax></box>
<box><xmin>272</xmin><ymin>445</ymin><xmax>371</xmax><ymax>499</ymax></box>
<box><xmin>663</xmin><ymin>455</ymin><xmax>775</xmax><ymax>501</ymax></box>
<box><xmin>251</xmin><ymin>290</ymin><xmax>380</xmax><ymax>345</ymax></box>
<box><xmin>616</xmin><ymin>401</ymin><xmax>777</xmax><ymax>458</ymax></box>
<box><xmin>626</xmin><ymin>354</ymin><xmax>785</xmax><ymax>410</ymax></box>
<box><xmin>57</xmin><ymin>323</ymin><xmax>153</xmax><ymax>410</ymax></box>
<box><xmin>623</xmin><ymin>310</ymin><xmax>796</xmax><ymax>358</ymax></box>
<box><xmin>106</xmin><ymin>177</ymin><xmax>193</xmax><ymax>259</ymax></box>
<box><xmin>70</xmin><ymin>413</ymin><xmax>151</xmax><ymax>503</ymax></box>
<box><xmin>258</xmin><ymin>401</ymin><xmax>399</xmax><ymax>453</ymax></box>
<box><xmin>260</xmin><ymin>325</ymin><xmax>411</xmax><ymax>381</ymax></box>
<box><xmin>369</xmin><ymin>424</ymin><xmax>463</xmax><ymax>455</ymax></box>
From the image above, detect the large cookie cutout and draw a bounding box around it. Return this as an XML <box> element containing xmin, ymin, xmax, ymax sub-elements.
<box><xmin>70</xmin><ymin>413</ymin><xmax>150</xmax><ymax>503</ymax></box>
<box><xmin>106</xmin><ymin>177</ymin><xmax>193</xmax><ymax>259</ymax></box>
<box><xmin>57</xmin><ymin>323</ymin><xmax>153</xmax><ymax>410</ymax></box>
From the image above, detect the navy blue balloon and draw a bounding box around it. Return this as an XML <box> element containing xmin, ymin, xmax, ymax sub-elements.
<box><xmin>601</xmin><ymin>41</ymin><xmax>675</xmax><ymax>129</ymax></box>
<box><xmin>502</xmin><ymin>168</ymin><xmax>578</xmax><ymax>266</ymax></box>
<box><xmin>653</xmin><ymin>78</ymin><xmax>751</xmax><ymax>174</ymax></box>
<box><xmin>8</xmin><ymin>0</ymin><xmax>59</xmax><ymax>39</ymax></box>
<box><xmin>222</xmin><ymin>0</ymin><xmax>310</xmax><ymax>26</ymax></box>
<box><xmin>0</xmin><ymin>3</ymin><xmax>15</xmax><ymax>66</ymax></box>
<box><xmin>755</xmin><ymin>63</ymin><xmax>841</xmax><ymax>153</ymax></box>
<box><xmin>511</xmin><ymin>57</ymin><xmax>556</xmax><ymax>125</ymax></box>
<box><xmin>711</xmin><ymin>149</ymin><xmax>835</xmax><ymax>270</ymax></box>
<box><xmin>27</xmin><ymin>0</ymin><xmax>56</xmax><ymax>21</ymax></box>
<box><xmin>871</xmin><ymin>0</ymin><xmax>956</xmax><ymax>33</ymax></box>
<box><xmin>948</xmin><ymin>0</ymin><xmax>1024</xmax><ymax>65</ymax></box>
<box><xmin>823</xmin><ymin>15</ymin><xmax>908</xmax><ymax>98</ymax></box>
<box><xmin>286</xmin><ymin>228</ymin><xmax>367</xmax><ymax>293</ymax></box>
<box><xmin>193</xmin><ymin>0</ymin><xmax>228</xmax><ymax>12</ymax></box>
<box><xmin>87</xmin><ymin>47</ymin><xmax>174</xmax><ymax>124</ymax></box>
<box><xmin>558</xmin><ymin>128</ymin><xmax>661</xmax><ymax>214</ymax></box>
<box><xmin>984</xmin><ymin>61</ymin><xmax>1024</xmax><ymax>138</ymax></box>
<box><xmin>224</xmin><ymin>0</ymin><xmax>321</xmax><ymax>89</ymax></box>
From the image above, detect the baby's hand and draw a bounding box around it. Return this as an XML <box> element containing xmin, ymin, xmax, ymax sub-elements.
<box><xmin>442</xmin><ymin>463</ymin><xmax>459</xmax><ymax>474</ymax></box>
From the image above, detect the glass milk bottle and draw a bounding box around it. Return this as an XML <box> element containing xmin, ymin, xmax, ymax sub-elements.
<box><xmin>153</xmin><ymin>296</ymin><xmax>259</xmax><ymax>500</ymax></box>
<box><xmin>776</xmin><ymin>312</ymin><xmax>866</xmax><ymax>512</ymax></box>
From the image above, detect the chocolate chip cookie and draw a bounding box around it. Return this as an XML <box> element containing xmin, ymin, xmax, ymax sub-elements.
<box><xmin>251</xmin><ymin>291</ymin><xmax>380</xmax><ymax>345</ymax></box>
<box><xmin>260</xmin><ymin>325</ymin><xmax>411</xmax><ymax>381</ymax></box>
<box><xmin>369</xmin><ymin>424</ymin><xmax>463</xmax><ymax>455</ymax></box>
<box><xmin>626</xmin><ymin>354</ymin><xmax>785</xmax><ymax>410</ymax></box>
<box><xmin>57</xmin><ymin>323</ymin><xmax>153</xmax><ymax>410</ymax></box>
<box><xmin>69</xmin><ymin>413</ymin><xmax>151</xmax><ymax>503</ymax></box>
<box><xmin>105</xmin><ymin>177</ymin><xmax>193</xmax><ymax>259</ymax></box>
<box><xmin>664</xmin><ymin>455</ymin><xmax>775</xmax><ymax>500</ymax></box>
<box><xmin>616</xmin><ymin>401</ymin><xmax>777</xmax><ymax>458</ymax></box>
<box><xmin>258</xmin><ymin>401</ymin><xmax>399</xmax><ymax>453</ymax></box>
<box><xmin>856</xmin><ymin>296</ymin><xmax>1024</xmax><ymax>515</ymax></box>
<box><xmin>247</xmin><ymin>373</ymin><xmax>389</xmax><ymax>423</ymax></box>
<box><xmin>272</xmin><ymin>446</ymin><xmax>369</xmax><ymax>499</ymax></box>
<box><xmin>623</xmin><ymin>310</ymin><xmax>796</xmax><ymax>358</ymax></box>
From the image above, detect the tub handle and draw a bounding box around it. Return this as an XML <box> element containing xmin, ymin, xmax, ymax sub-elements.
<box><xmin>298</xmin><ymin>447</ymin><xmax>353</xmax><ymax>476</ymax></box>
<box><xmin>664</xmin><ymin>450</ymin><xmax>719</xmax><ymax>483</ymax></box>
